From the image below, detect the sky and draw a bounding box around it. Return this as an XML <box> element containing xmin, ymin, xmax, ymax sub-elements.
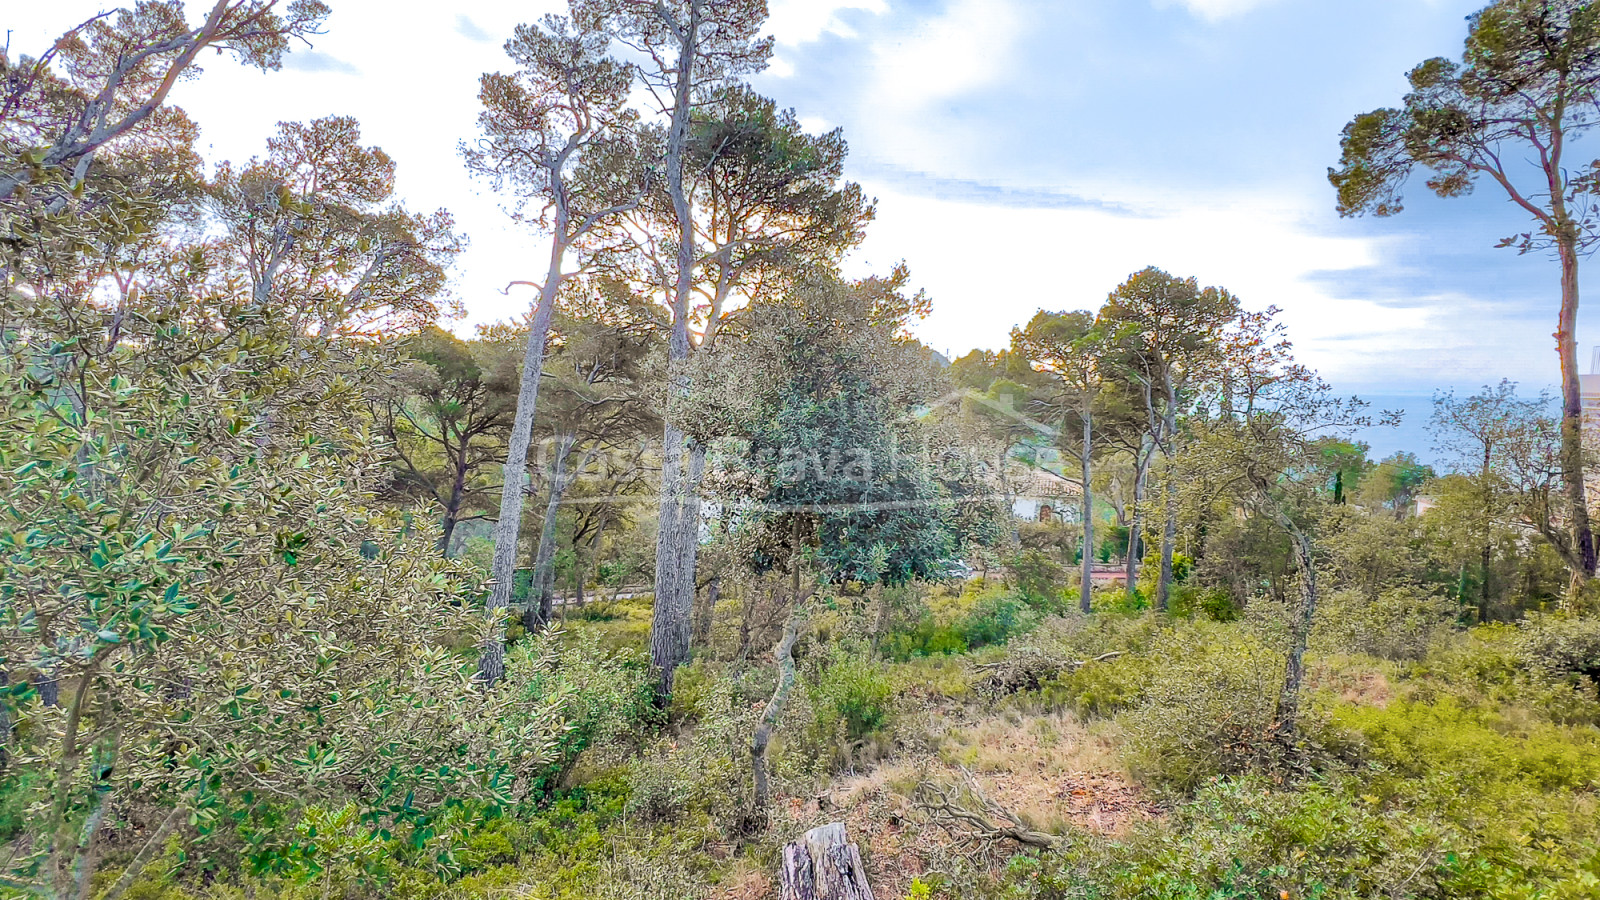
<box><xmin>6</xmin><ymin>0</ymin><xmax>1588</xmax><ymax>460</ymax></box>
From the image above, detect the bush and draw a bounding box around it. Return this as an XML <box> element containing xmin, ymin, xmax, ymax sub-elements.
<box><xmin>810</xmin><ymin>648</ymin><xmax>894</xmax><ymax>745</ymax></box>
<box><xmin>1518</xmin><ymin>615</ymin><xmax>1600</xmax><ymax>685</ymax></box>
<box><xmin>1314</xmin><ymin>585</ymin><xmax>1460</xmax><ymax>661</ymax></box>
<box><xmin>1117</xmin><ymin>624</ymin><xmax>1295</xmax><ymax>793</ymax></box>
<box><xmin>1169</xmin><ymin>584</ymin><xmax>1240</xmax><ymax>622</ymax></box>
<box><xmin>960</xmin><ymin>595</ymin><xmax>1040</xmax><ymax>649</ymax></box>
<box><xmin>989</xmin><ymin>770</ymin><xmax>1600</xmax><ymax>900</ymax></box>
<box><xmin>882</xmin><ymin>585</ymin><xmax>1041</xmax><ymax>659</ymax></box>
<box><xmin>504</xmin><ymin>632</ymin><xmax>659</xmax><ymax>798</ymax></box>
<box><xmin>1332</xmin><ymin>697</ymin><xmax>1600</xmax><ymax>793</ymax></box>
<box><xmin>1011</xmin><ymin>547</ymin><xmax>1068</xmax><ymax>606</ymax></box>
<box><xmin>1037</xmin><ymin>652</ymin><xmax>1150</xmax><ymax>719</ymax></box>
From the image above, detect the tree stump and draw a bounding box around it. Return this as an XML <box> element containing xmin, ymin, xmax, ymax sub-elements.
<box><xmin>780</xmin><ymin>822</ymin><xmax>876</xmax><ymax>900</ymax></box>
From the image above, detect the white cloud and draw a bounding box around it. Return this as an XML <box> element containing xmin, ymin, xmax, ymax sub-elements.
<box><xmin>871</xmin><ymin>0</ymin><xmax>1021</xmax><ymax>106</ymax></box>
<box><xmin>767</xmin><ymin>0</ymin><xmax>888</xmax><ymax>44</ymax></box>
<box><xmin>849</xmin><ymin>0</ymin><xmax>1024</xmax><ymax>173</ymax></box>
<box><xmin>1156</xmin><ymin>0</ymin><xmax>1280</xmax><ymax>22</ymax></box>
<box><xmin>845</xmin><ymin>182</ymin><xmax>1556</xmax><ymax>391</ymax></box>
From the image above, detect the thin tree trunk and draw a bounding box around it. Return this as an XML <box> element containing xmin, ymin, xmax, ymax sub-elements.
<box><xmin>439</xmin><ymin>459</ymin><xmax>467</xmax><ymax>557</ymax></box>
<box><xmin>1480</xmin><ymin>444</ymin><xmax>1493</xmax><ymax>623</ymax></box>
<box><xmin>1079</xmin><ymin>402</ymin><xmax>1094</xmax><ymax>615</ymax></box>
<box><xmin>1124</xmin><ymin>438</ymin><xmax>1153</xmax><ymax>594</ymax></box>
<box><xmin>1256</xmin><ymin>482</ymin><xmax>1317</xmax><ymax>739</ymax></box>
<box><xmin>480</xmin><ymin>237</ymin><xmax>566</xmax><ymax>686</ymax></box>
<box><xmin>525</xmin><ymin>434</ymin><xmax>577</xmax><ymax>633</ymax></box>
<box><xmin>1156</xmin><ymin>457</ymin><xmax>1179</xmax><ymax>612</ymax></box>
<box><xmin>1556</xmin><ymin>241</ymin><xmax>1596</xmax><ymax>583</ymax></box>
<box><xmin>750</xmin><ymin>614</ymin><xmax>798</xmax><ymax>823</ymax></box>
<box><xmin>580</xmin><ymin>510</ymin><xmax>606</xmax><ymax>611</ymax></box>
<box><xmin>693</xmin><ymin>574</ymin><xmax>720</xmax><ymax>648</ymax></box>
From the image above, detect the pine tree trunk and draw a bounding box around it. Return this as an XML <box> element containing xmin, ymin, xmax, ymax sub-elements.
<box><xmin>480</xmin><ymin>240</ymin><xmax>565</xmax><ymax>686</ymax></box>
<box><xmin>650</xmin><ymin>424</ymin><xmax>696</xmax><ymax>698</ymax></box>
<box><xmin>648</xmin><ymin>8</ymin><xmax>703</xmax><ymax>703</ymax></box>
<box><xmin>1556</xmin><ymin>241</ymin><xmax>1595</xmax><ymax>584</ymax></box>
<box><xmin>525</xmin><ymin>434</ymin><xmax>576</xmax><ymax>632</ymax></box>
<box><xmin>1156</xmin><ymin>458</ymin><xmax>1179</xmax><ymax>612</ymax></box>
<box><xmin>1080</xmin><ymin>402</ymin><xmax>1094</xmax><ymax>615</ymax></box>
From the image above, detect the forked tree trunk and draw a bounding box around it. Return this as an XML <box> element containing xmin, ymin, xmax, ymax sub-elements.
<box><xmin>525</xmin><ymin>434</ymin><xmax>578</xmax><ymax>633</ymax></box>
<box><xmin>439</xmin><ymin>453</ymin><xmax>468</xmax><ymax>556</ymax></box>
<box><xmin>1156</xmin><ymin>457</ymin><xmax>1179</xmax><ymax>612</ymax></box>
<box><xmin>480</xmin><ymin>239</ymin><xmax>565</xmax><ymax>686</ymax></box>
<box><xmin>779</xmin><ymin>823</ymin><xmax>876</xmax><ymax>900</ymax></box>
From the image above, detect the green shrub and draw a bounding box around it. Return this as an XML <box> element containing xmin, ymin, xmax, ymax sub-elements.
<box><xmin>1037</xmin><ymin>652</ymin><xmax>1150</xmax><ymax>719</ymax></box>
<box><xmin>505</xmin><ymin>632</ymin><xmax>659</xmax><ymax>799</ymax></box>
<box><xmin>1093</xmin><ymin>587</ymin><xmax>1148</xmax><ymax>615</ymax></box>
<box><xmin>996</xmin><ymin>777</ymin><xmax>1502</xmax><ymax>900</ymax></box>
<box><xmin>1333</xmin><ymin>697</ymin><xmax>1600</xmax><ymax>792</ymax></box>
<box><xmin>1117</xmin><ymin>625</ymin><xmax>1293</xmax><ymax>793</ymax></box>
<box><xmin>882</xmin><ymin>620</ymin><xmax>969</xmax><ymax>659</ymax></box>
<box><xmin>1314</xmin><ymin>585</ymin><xmax>1460</xmax><ymax>661</ymax></box>
<box><xmin>959</xmin><ymin>595</ymin><xmax>1039</xmax><ymax>649</ymax></box>
<box><xmin>1011</xmin><ymin>548</ymin><xmax>1068</xmax><ymax>607</ymax></box>
<box><xmin>1169</xmin><ymin>584</ymin><xmax>1240</xmax><ymax>622</ymax></box>
<box><xmin>810</xmin><ymin>648</ymin><xmax>894</xmax><ymax>744</ymax></box>
<box><xmin>882</xmin><ymin>586</ymin><xmax>1041</xmax><ymax>659</ymax></box>
<box><xmin>1518</xmin><ymin>615</ymin><xmax>1600</xmax><ymax>685</ymax></box>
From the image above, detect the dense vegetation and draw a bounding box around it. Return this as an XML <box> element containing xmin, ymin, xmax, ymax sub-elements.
<box><xmin>2</xmin><ymin>1</ymin><xmax>1599</xmax><ymax>899</ymax></box>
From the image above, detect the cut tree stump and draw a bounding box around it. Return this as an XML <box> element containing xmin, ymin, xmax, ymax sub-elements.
<box><xmin>780</xmin><ymin>822</ymin><xmax>876</xmax><ymax>900</ymax></box>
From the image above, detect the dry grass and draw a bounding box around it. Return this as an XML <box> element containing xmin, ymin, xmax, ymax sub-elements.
<box><xmin>749</xmin><ymin>706</ymin><xmax>1157</xmax><ymax>899</ymax></box>
<box><xmin>934</xmin><ymin>710</ymin><xmax>1152</xmax><ymax>836</ymax></box>
<box><xmin>1307</xmin><ymin>656</ymin><xmax>1395</xmax><ymax>708</ymax></box>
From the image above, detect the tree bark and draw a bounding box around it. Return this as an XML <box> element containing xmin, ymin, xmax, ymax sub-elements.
<box><xmin>779</xmin><ymin>823</ymin><xmax>877</xmax><ymax>900</ymax></box>
<box><xmin>751</xmin><ymin>614</ymin><xmax>799</xmax><ymax>822</ymax></box>
<box><xmin>1256</xmin><ymin>483</ymin><xmax>1317</xmax><ymax>740</ymax></box>
<box><xmin>480</xmin><ymin>238</ymin><xmax>565</xmax><ymax>686</ymax></box>
<box><xmin>1555</xmin><ymin>241</ymin><xmax>1596</xmax><ymax>583</ymax></box>
<box><xmin>693</xmin><ymin>574</ymin><xmax>720</xmax><ymax>648</ymax></box>
<box><xmin>1080</xmin><ymin>400</ymin><xmax>1094</xmax><ymax>615</ymax></box>
<box><xmin>439</xmin><ymin>455</ymin><xmax>468</xmax><ymax>557</ymax></box>
<box><xmin>1123</xmin><ymin>436</ymin><xmax>1153</xmax><ymax>593</ymax></box>
<box><xmin>1156</xmin><ymin>457</ymin><xmax>1179</xmax><ymax>612</ymax></box>
<box><xmin>525</xmin><ymin>434</ymin><xmax>577</xmax><ymax>633</ymax></box>
<box><xmin>648</xmin><ymin>3</ymin><xmax>704</xmax><ymax>703</ymax></box>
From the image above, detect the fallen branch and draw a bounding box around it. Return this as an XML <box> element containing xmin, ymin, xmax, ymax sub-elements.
<box><xmin>913</xmin><ymin>765</ymin><xmax>1060</xmax><ymax>851</ymax></box>
<box><xmin>972</xmin><ymin>650</ymin><xmax>1125</xmax><ymax>698</ymax></box>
